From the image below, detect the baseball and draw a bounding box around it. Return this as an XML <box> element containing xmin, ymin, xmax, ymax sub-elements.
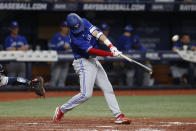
<box><xmin>172</xmin><ymin>35</ymin><xmax>179</xmax><ymax>42</ymax></box>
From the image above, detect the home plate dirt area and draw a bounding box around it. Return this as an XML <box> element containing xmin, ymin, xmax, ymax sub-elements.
<box><xmin>0</xmin><ymin>118</ymin><xmax>196</xmax><ymax>131</ymax></box>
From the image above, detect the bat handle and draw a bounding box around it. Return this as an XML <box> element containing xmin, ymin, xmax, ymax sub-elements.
<box><xmin>120</xmin><ymin>54</ymin><xmax>132</xmax><ymax>62</ymax></box>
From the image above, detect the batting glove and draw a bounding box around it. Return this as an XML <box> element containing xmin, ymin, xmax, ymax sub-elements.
<box><xmin>112</xmin><ymin>50</ymin><xmax>122</xmax><ymax>57</ymax></box>
<box><xmin>110</xmin><ymin>46</ymin><xmax>119</xmax><ymax>53</ymax></box>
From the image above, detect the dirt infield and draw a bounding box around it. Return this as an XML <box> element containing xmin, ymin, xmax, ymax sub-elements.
<box><xmin>0</xmin><ymin>89</ymin><xmax>196</xmax><ymax>102</ymax></box>
<box><xmin>1</xmin><ymin>90</ymin><xmax>196</xmax><ymax>131</ymax></box>
<box><xmin>0</xmin><ymin>117</ymin><xmax>196</xmax><ymax>131</ymax></box>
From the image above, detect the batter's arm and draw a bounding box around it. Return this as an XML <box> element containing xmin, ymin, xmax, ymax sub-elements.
<box><xmin>88</xmin><ymin>48</ymin><xmax>113</xmax><ymax>56</ymax></box>
<box><xmin>90</xmin><ymin>29</ymin><xmax>122</xmax><ymax>57</ymax></box>
<box><xmin>92</xmin><ymin>30</ymin><xmax>113</xmax><ymax>48</ymax></box>
<box><xmin>92</xmin><ymin>30</ymin><xmax>120</xmax><ymax>55</ymax></box>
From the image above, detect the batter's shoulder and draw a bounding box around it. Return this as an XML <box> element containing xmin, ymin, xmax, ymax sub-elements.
<box><xmin>82</xmin><ymin>18</ymin><xmax>94</xmax><ymax>29</ymax></box>
<box><xmin>82</xmin><ymin>18</ymin><xmax>88</xmax><ymax>23</ymax></box>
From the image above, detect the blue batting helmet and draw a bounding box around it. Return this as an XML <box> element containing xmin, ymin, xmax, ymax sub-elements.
<box><xmin>124</xmin><ymin>25</ymin><xmax>133</xmax><ymax>32</ymax></box>
<box><xmin>66</xmin><ymin>13</ymin><xmax>84</xmax><ymax>34</ymax></box>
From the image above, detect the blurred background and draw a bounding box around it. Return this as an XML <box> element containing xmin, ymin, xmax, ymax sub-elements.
<box><xmin>1</xmin><ymin>0</ymin><xmax>196</xmax><ymax>90</ymax></box>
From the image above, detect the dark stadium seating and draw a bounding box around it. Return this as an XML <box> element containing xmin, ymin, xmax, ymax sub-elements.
<box><xmin>0</xmin><ymin>0</ymin><xmax>196</xmax><ymax>89</ymax></box>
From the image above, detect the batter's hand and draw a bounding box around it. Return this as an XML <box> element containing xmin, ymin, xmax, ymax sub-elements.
<box><xmin>112</xmin><ymin>50</ymin><xmax>122</xmax><ymax>57</ymax></box>
<box><xmin>110</xmin><ymin>46</ymin><xmax>119</xmax><ymax>53</ymax></box>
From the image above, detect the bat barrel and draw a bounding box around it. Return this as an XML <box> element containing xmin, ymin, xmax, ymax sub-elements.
<box><xmin>120</xmin><ymin>54</ymin><xmax>152</xmax><ymax>74</ymax></box>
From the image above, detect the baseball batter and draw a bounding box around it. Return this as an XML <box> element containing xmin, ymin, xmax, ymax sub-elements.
<box><xmin>53</xmin><ymin>13</ymin><xmax>131</xmax><ymax>124</ymax></box>
<box><xmin>0</xmin><ymin>64</ymin><xmax>45</xmax><ymax>97</ymax></box>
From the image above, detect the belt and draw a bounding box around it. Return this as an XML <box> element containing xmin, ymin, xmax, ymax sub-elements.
<box><xmin>74</xmin><ymin>56</ymin><xmax>96</xmax><ymax>60</ymax></box>
<box><xmin>74</xmin><ymin>57</ymin><xmax>81</xmax><ymax>60</ymax></box>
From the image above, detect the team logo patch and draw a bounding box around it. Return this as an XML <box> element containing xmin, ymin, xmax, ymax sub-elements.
<box><xmin>74</xmin><ymin>24</ymin><xmax>80</xmax><ymax>28</ymax></box>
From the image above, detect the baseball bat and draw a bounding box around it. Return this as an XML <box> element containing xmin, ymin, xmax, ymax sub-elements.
<box><xmin>120</xmin><ymin>54</ymin><xmax>153</xmax><ymax>75</ymax></box>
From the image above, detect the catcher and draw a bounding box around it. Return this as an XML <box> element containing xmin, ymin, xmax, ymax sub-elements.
<box><xmin>0</xmin><ymin>64</ymin><xmax>45</xmax><ymax>97</ymax></box>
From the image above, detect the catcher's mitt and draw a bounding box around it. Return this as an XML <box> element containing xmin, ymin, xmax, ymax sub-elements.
<box><xmin>30</xmin><ymin>76</ymin><xmax>45</xmax><ymax>97</ymax></box>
